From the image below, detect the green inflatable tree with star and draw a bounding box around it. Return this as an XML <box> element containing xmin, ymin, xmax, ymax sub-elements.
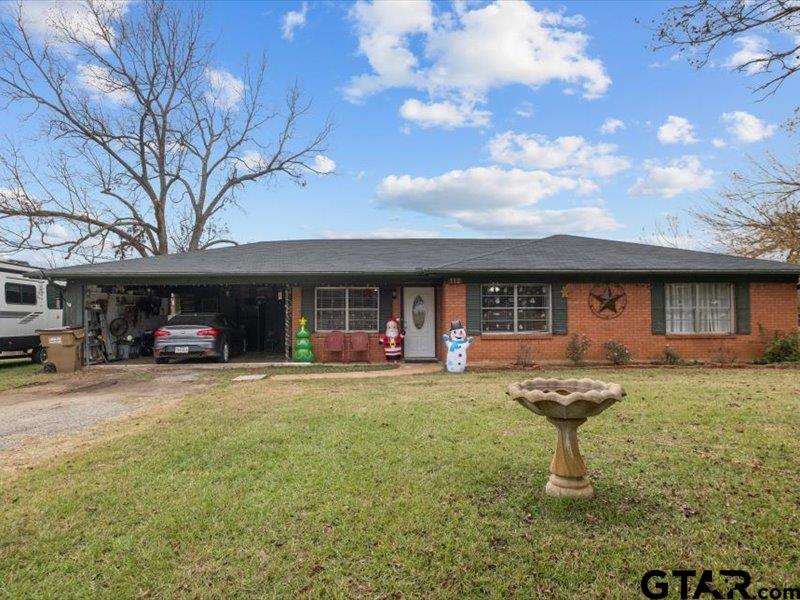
<box><xmin>292</xmin><ymin>317</ymin><xmax>315</xmax><ymax>363</ymax></box>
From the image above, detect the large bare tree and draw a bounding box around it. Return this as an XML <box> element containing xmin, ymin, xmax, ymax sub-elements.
<box><xmin>0</xmin><ymin>0</ymin><xmax>330</xmax><ymax>261</ymax></box>
<box><xmin>695</xmin><ymin>154</ymin><xmax>800</xmax><ymax>262</ymax></box>
<box><xmin>651</xmin><ymin>0</ymin><xmax>800</xmax><ymax>263</ymax></box>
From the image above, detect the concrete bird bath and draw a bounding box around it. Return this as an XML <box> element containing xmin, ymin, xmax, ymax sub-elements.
<box><xmin>507</xmin><ymin>378</ymin><xmax>625</xmax><ymax>499</ymax></box>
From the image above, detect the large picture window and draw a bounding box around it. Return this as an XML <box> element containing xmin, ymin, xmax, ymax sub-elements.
<box><xmin>315</xmin><ymin>287</ymin><xmax>379</xmax><ymax>331</ymax></box>
<box><xmin>481</xmin><ymin>284</ymin><xmax>550</xmax><ymax>333</ymax></box>
<box><xmin>666</xmin><ymin>283</ymin><xmax>733</xmax><ymax>334</ymax></box>
<box><xmin>5</xmin><ymin>282</ymin><xmax>36</xmax><ymax>305</ymax></box>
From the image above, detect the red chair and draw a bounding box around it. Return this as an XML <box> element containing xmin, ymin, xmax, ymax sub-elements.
<box><xmin>324</xmin><ymin>331</ymin><xmax>346</xmax><ymax>362</ymax></box>
<box><xmin>348</xmin><ymin>331</ymin><xmax>370</xmax><ymax>362</ymax></box>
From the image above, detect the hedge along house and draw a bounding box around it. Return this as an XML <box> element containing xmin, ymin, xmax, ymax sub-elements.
<box><xmin>38</xmin><ymin>235</ymin><xmax>800</xmax><ymax>364</ymax></box>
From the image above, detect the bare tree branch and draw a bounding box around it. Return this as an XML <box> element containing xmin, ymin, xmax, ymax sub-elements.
<box><xmin>0</xmin><ymin>0</ymin><xmax>330</xmax><ymax>261</ymax></box>
<box><xmin>652</xmin><ymin>0</ymin><xmax>800</xmax><ymax>99</ymax></box>
<box><xmin>694</xmin><ymin>152</ymin><xmax>800</xmax><ymax>263</ymax></box>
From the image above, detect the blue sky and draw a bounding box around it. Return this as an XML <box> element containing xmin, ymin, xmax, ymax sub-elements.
<box><xmin>4</xmin><ymin>0</ymin><xmax>799</xmax><ymax>251</ymax></box>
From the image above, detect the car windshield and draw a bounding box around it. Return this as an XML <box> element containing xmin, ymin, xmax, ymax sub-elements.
<box><xmin>167</xmin><ymin>314</ymin><xmax>223</xmax><ymax>326</ymax></box>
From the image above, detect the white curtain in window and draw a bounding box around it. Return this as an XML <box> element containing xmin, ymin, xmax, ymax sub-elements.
<box><xmin>696</xmin><ymin>283</ymin><xmax>731</xmax><ymax>333</ymax></box>
<box><xmin>666</xmin><ymin>284</ymin><xmax>694</xmax><ymax>333</ymax></box>
<box><xmin>666</xmin><ymin>283</ymin><xmax>733</xmax><ymax>334</ymax></box>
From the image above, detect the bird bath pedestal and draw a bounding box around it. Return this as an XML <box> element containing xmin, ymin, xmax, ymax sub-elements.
<box><xmin>507</xmin><ymin>378</ymin><xmax>625</xmax><ymax>499</ymax></box>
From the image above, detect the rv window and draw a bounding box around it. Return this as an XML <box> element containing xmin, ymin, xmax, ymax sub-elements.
<box><xmin>5</xmin><ymin>283</ymin><xmax>37</xmax><ymax>305</ymax></box>
<box><xmin>46</xmin><ymin>284</ymin><xmax>63</xmax><ymax>309</ymax></box>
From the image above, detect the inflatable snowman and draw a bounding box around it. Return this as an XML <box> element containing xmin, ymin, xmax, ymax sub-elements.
<box><xmin>442</xmin><ymin>319</ymin><xmax>473</xmax><ymax>373</ymax></box>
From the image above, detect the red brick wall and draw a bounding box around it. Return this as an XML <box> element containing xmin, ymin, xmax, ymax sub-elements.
<box><xmin>293</xmin><ymin>282</ymin><xmax>797</xmax><ymax>364</ymax></box>
<box><xmin>446</xmin><ymin>281</ymin><xmax>798</xmax><ymax>364</ymax></box>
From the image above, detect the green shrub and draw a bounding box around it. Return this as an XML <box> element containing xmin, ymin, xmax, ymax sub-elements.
<box><xmin>515</xmin><ymin>341</ymin><xmax>535</xmax><ymax>368</ymax></box>
<box><xmin>566</xmin><ymin>333</ymin><xmax>591</xmax><ymax>365</ymax></box>
<box><xmin>763</xmin><ymin>330</ymin><xmax>800</xmax><ymax>363</ymax></box>
<box><xmin>603</xmin><ymin>340</ymin><xmax>631</xmax><ymax>365</ymax></box>
<box><xmin>660</xmin><ymin>345</ymin><xmax>684</xmax><ymax>365</ymax></box>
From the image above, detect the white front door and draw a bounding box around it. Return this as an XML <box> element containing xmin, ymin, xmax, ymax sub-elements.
<box><xmin>403</xmin><ymin>287</ymin><xmax>436</xmax><ymax>359</ymax></box>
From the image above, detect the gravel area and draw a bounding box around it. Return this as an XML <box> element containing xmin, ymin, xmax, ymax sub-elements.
<box><xmin>0</xmin><ymin>368</ymin><xmax>205</xmax><ymax>453</ymax></box>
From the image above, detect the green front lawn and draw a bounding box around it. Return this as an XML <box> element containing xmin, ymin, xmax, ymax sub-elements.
<box><xmin>1</xmin><ymin>369</ymin><xmax>798</xmax><ymax>597</ymax></box>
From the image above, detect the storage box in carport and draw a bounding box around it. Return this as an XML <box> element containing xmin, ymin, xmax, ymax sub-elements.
<box><xmin>37</xmin><ymin>326</ymin><xmax>85</xmax><ymax>373</ymax></box>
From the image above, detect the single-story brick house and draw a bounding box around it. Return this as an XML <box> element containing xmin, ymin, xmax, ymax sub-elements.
<box><xmin>38</xmin><ymin>235</ymin><xmax>800</xmax><ymax>364</ymax></box>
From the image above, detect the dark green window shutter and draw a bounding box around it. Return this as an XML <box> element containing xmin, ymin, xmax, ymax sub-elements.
<box><xmin>63</xmin><ymin>282</ymin><xmax>84</xmax><ymax>327</ymax></box>
<box><xmin>300</xmin><ymin>286</ymin><xmax>315</xmax><ymax>332</ymax></box>
<box><xmin>466</xmin><ymin>283</ymin><xmax>481</xmax><ymax>334</ymax></box>
<box><xmin>735</xmin><ymin>281</ymin><xmax>751</xmax><ymax>335</ymax></box>
<box><xmin>552</xmin><ymin>283</ymin><xmax>568</xmax><ymax>335</ymax></box>
<box><xmin>651</xmin><ymin>282</ymin><xmax>666</xmax><ymax>335</ymax></box>
<box><xmin>379</xmin><ymin>287</ymin><xmax>393</xmax><ymax>328</ymax></box>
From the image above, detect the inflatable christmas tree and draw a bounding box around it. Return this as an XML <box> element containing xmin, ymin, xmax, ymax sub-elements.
<box><xmin>292</xmin><ymin>317</ymin><xmax>315</xmax><ymax>363</ymax></box>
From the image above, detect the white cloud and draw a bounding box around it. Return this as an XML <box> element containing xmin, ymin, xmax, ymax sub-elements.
<box><xmin>76</xmin><ymin>63</ymin><xmax>132</xmax><ymax>104</ymax></box>
<box><xmin>320</xmin><ymin>228</ymin><xmax>439</xmax><ymax>239</ymax></box>
<box><xmin>399</xmin><ymin>98</ymin><xmax>490</xmax><ymax>129</ymax></box>
<box><xmin>238</xmin><ymin>150</ymin><xmax>266</xmax><ymax>172</ymax></box>
<box><xmin>449</xmin><ymin>206</ymin><xmax>621</xmax><ymax>235</ymax></box>
<box><xmin>205</xmin><ymin>67</ymin><xmax>244</xmax><ymax>110</ymax></box>
<box><xmin>488</xmin><ymin>131</ymin><xmax>630</xmax><ymax>178</ymax></box>
<box><xmin>238</xmin><ymin>151</ymin><xmax>334</xmax><ymax>175</ymax></box>
<box><xmin>281</xmin><ymin>2</ymin><xmax>308</xmax><ymax>41</ymax></box>
<box><xmin>723</xmin><ymin>36</ymin><xmax>769</xmax><ymax>74</ymax></box>
<box><xmin>378</xmin><ymin>166</ymin><xmax>585</xmax><ymax>212</ymax></box>
<box><xmin>657</xmin><ymin>116</ymin><xmax>698</xmax><ymax>145</ymax></box>
<box><xmin>514</xmin><ymin>101</ymin><xmax>534</xmax><ymax>118</ymax></box>
<box><xmin>312</xmin><ymin>154</ymin><xmax>336</xmax><ymax>174</ymax></box>
<box><xmin>345</xmin><ymin>0</ymin><xmax>433</xmax><ymax>101</ymax></box>
<box><xmin>628</xmin><ymin>155</ymin><xmax>715</xmax><ymax>198</ymax></box>
<box><xmin>14</xmin><ymin>0</ymin><xmax>129</xmax><ymax>50</ymax></box>
<box><xmin>600</xmin><ymin>117</ymin><xmax>624</xmax><ymax>134</ymax></box>
<box><xmin>720</xmin><ymin>111</ymin><xmax>775</xmax><ymax>143</ymax></box>
<box><xmin>375</xmin><ymin>165</ymin><xmax>619</xmax><ymax>235</ymax></box>
<box><xmin>711</xmin><ymin>138</ymin><xmax>726</xmax><ymax>148</ymax></box>
<box><xmin>345</xmin><ymin>1</ymin><xmax>609</xmax><ymax>128</ymax></box>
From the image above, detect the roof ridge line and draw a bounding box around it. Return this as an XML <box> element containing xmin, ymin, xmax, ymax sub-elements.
<box><xmin>426</xmin><ymin>239</ymin><xmax>541</xmax><ymax>271</ymax></box>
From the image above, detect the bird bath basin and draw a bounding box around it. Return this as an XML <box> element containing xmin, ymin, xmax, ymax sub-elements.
<box><xmin>507</xmin><ymin>378</ymin><xmax>625</xmax><ymax>499</ymax></box>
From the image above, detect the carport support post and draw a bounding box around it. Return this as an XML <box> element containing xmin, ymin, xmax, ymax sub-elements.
<box><xmin>284</xmin><ymin>285</ymin><xmax>292</xmax><ymax>361</ymax></box>
<box><xmin>63</xmin><ymin>282</ymin><xmax>87</xmax><ymax>365</ymax></box>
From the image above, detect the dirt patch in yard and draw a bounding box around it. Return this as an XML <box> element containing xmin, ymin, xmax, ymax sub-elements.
<box><xmin>0</xmin><ymin>367</ymin><xmax>213</xmax><ymax>475</ymax></box>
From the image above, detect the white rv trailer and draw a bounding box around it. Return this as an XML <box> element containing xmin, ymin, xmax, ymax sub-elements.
<box><xmin>0</xmin><ymin>259</ymin><xmax>63</xmax><ymax>362</ymax></box>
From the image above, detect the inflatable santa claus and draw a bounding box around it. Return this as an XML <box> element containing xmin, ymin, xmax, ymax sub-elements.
<box><xmin>378</xmin><ymin>317</ymin><xmax>404</xmax><ymax>361</ymax></box>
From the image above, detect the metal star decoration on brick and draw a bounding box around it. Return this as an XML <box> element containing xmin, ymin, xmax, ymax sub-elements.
<box><xmin>588</xmin><ymin>284</ymin><xmax>627</xmax><ymax>319</ymax></box>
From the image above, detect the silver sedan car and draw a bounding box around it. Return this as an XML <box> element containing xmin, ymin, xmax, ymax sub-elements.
<box><xmin>153</xmin><ymin>313</ymin><xmax>246</xmax><ymax>364</ymax></box>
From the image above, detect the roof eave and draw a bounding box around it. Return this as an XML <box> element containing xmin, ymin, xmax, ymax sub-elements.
<box><xmin>427</xmin><ymin>268</ymin><xmax>800</xmax><ymax>276</ymax></box>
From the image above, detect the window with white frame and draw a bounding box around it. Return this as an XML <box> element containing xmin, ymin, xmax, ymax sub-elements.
<box><xmin>315</xmin><ymin>287</ymin><xmax>379</xmax><ymax>331</ymax></box>
<box><xmin>481</xmin><ymin>284</ymin><xmax>550</xmax><ymax>333</ymax></box>
<box><xmin>665</xmin><ymin>283</ymin><xmax>734</xmax><ymax>334</ymax></box>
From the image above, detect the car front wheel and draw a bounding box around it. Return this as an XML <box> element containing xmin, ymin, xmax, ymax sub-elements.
<box><xmin>217</xmin><ymin>341</ymin><xmax>230</xmax><ymax>363</ymax></box>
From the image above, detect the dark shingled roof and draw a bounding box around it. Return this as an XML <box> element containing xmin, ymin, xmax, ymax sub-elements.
<box><xmin>39</xmin><ymin>235</ymin><xmax>800</xmax><ymax>280</ymax></box>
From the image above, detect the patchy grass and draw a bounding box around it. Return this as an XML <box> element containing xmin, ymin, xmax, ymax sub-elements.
<box><xmin>1</xmin><ymin>368</ymin><xmax>798</xmax><ymax>597</ymax></box>
<box><xmin>224</xmin><ymin>363</ymin><xmax>398</xmax><ymax>378</ymax></box>
<box><xmin>0</xmin><ymin>358</ymin><xmax>43</xmax><ymax>392</ymax></box>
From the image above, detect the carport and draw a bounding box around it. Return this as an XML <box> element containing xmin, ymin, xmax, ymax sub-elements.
<box><xmin>63</xmin><ymin>280</ymin><xmax>290</xmax><ymax>365</ymax></box>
